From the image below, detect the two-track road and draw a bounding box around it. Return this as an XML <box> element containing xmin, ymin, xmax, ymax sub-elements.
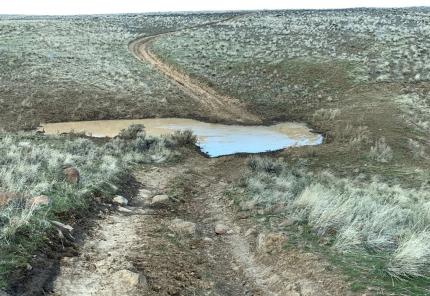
<box><xmin>128</xmin><ymin>14</ymin><xmax>261</xmax><ymax>124</ymax></box>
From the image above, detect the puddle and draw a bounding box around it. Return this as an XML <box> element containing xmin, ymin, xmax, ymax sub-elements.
<box><xmin>39</xmin><ymin>118</ymin><xmax>322</xmax><ymax>157</ymax></box>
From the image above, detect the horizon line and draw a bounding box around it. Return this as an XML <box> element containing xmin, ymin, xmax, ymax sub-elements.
<box><xmin>1</xmin><ymin>6</ymin><xmax>429</xmax><ymax>17</ymax></box>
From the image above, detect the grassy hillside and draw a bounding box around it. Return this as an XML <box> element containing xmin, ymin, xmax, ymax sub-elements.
<box><xmin>0</xmin><ymin>13</ymin><xmax>233</xmax><ymax>130</ymax></box>
<box><xmin>150</xmin><ymin>8</ymin><xmax>430</xmax><ymax>294</ymax></box>
<box><xmin>151</xmin><ymin>9</ymin><xmax>430</xmax><ymax>117</ymax></box>
<box><xmin>151</xmin><ymin>8</ymin><xmax>430</xmax><ymax>181</ymax></box>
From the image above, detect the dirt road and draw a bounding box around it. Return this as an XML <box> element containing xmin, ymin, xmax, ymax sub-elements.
<box><xmin>128</xmin><ymin>16</ymin><xmax>261</xmax><ymax>125</ymax></box>
<box><xmin>50</xmin><ymin>15</ymin><xmax>351</xmax><ymax>296</ymax></box>
<box><xmin>51</xmin><ymin>153</ymin><xmax>351</xmax><ymax>296</ymax></box>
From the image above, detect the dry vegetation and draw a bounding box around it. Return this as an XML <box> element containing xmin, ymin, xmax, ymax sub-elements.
<box><xmin>0</xmin><ymin>13</ymin><xmax>233</xmax><ymax>130</ymax></box>
<box><xmin>152</xmin><ymin>9</ymin><xmax>430</xmax><ymax>114</ymax></box>
<box><xmin>151</xmin><ymin>8</ymin><xmax>430</xmax><ymax>178</ymax></box>
<box><xmin>229</xmin><ymin>156</ymin><xmax>430</xmax><ymax>294</ymax></box>
<box><xmin>150</xmin><ymin>8</ymin><xmax>430</xmax><ymax>294</ymax></box>
<box><xmin>1</xmin><ymin>8</ymin><xmax>430</xmax><ymax>295</ymax></box>
<box><xmin>0</xmin><ymin>127</ymin><xmax>194</xmax><ymax>287</ymax></box>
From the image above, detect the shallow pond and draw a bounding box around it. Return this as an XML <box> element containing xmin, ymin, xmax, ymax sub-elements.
<box><xmin>39</xmin><ymin>118</ymin><xmax>322</xmax><ymax>157</ymax></box>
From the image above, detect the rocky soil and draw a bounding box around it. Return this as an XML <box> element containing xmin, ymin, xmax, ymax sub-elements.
<box><xmin>50</xmin><ymin>153</ymin><xmax>353</xmax><ymax>296</ymax></box>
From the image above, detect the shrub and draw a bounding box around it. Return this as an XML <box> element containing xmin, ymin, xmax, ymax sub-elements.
<box><xmin>408</xmin><ymin>139</ymin><xmax>427</xmax><ymax>160</ymax></box>
<box><xmin>313</xmin><ymin>108</ymin><xmax>340</xmax><ymax>124</ymax></box>
<box><xmin>241</xmin><ymin>157</ymin><xmax>430</xmax><ymax>279</ymax></box>
<box><xmin>247</xmin><ymin>156</ymin><xmax>283</xmax><ymax>175</ymax></box>
<box><xmin>332</xmin><ymin>124</ymin><xmax>370</xmax><ymax>145</ymax></box>
<box><xmin>0</xmin><ymin>131</ymin><xmax>177</xmax><ymax>285</ymax></box>
<box><xmin>348</xmin><ymin>126</ymin><xmax>371</xmax><ymax>147</ymax></box>
<box><xmin>368</xmin><ymin>137</ymin><xmax>393</xmax><ymax>163</ymax></box>
<box><xmin>166</xmin><ymin>130</ymin><xmax>197</xmax><ymax>147</ymax></box>
<box><xmin>388</xmin><ymin>231</ymin><xmax>430</xmax><ymax>279</ymax></box>
<box><xmin>117</xmin><ymin>124</ymin><xmax>145</xmax><ymax>140</ymax></box>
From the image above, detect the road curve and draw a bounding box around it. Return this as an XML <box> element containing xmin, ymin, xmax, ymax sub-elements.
<box><xmin>128</xmin><ymin>15</ymin><xmax>261</xmax><ymax>124</ymax></box>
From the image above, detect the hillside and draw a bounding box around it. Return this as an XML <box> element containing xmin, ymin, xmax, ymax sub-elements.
<box><xmin>0</xmin><ymin>13</ymin><xmax>236</xmax><ymax>130</ymax></box>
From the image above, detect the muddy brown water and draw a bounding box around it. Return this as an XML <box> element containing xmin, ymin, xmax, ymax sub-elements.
<box><xmin>39</xmin><ymin>118</ymin><xmax>322</xmax><ymax>157</ymax></box>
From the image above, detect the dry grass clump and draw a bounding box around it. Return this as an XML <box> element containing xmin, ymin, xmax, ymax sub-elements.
<box><xmin>331</xmin><ymin>124</ymin><xmax>371</xmax><ymax>146</ymax></box>
<box><xmin>388</xmin><ymin>231</ymin><xmax>430</xmax><ymax>279</ymax></box>
<box><xmin>396</xmin><ymin>92</ymin><xmax>430</xmax><ymax>132</ymax></box>
<box><xmin>407</xmin><ymin>139</ymin><xmax>428</xmax><ymax>160</ymax></box>
<box><xmin>311</xmin><ymin>108</ymin><xmax>370</xmax><ymax>148</ymax></box>
<box><xmin>313</xmin><ymin>108</ymin><xmax>340</xmax><ymax>124</ymax></box>
<box><xmin>347</xmin><ymin>125</ymin><xmax>371</xmax><ymax>147</ymax></box>
<box><xmin>166</xmin><ymin>130</ymin><xmax>197</xmax><ymax>147</ymax></box>
<box><xmin>117</xmin><ymin>124</ymin><xmax>145</xmax><ymax>140</ymax></box>
<box><xmin>0</xmin><ymin>127</ymin><xmax>193</xmax><ymax>286</ymax></box>
<box><xmin>242</xmin><ymin>156</ymin><xmax>430</xmax><ymax>279</ymax></box>
<box><xmin>368</xmin><ymin>137</ymin><xmax>393</xmax><ymax>163</ymax></box>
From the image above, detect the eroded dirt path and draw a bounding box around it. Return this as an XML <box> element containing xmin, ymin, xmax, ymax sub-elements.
<box><xmin>51</xmin><ymin>153</ymin><xmax>353</xmax><ymax>296</ymax></box>
<box><xmin>128</xmin><ymin>16</ymin><xmax>261</xmax><ymax>125</ymax></box>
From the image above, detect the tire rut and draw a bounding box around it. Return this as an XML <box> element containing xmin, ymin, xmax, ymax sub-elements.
<box><xmin>128</xmin><ymin>15</ymin><xmax>261</xmax><ymax>125</ymax></box>
<box><xmin>51</xmin><ymin>154</ymin><xmax>353</xmax><ymax>296</ymax></box>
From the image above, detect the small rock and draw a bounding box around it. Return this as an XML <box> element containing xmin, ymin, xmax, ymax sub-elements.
<box><xmin>278</xmin><ymin>219</ymin><xmax>294</xmax><ymax>228</ymax></box>
<box><xmin>136</xmin><ymin>208</ymin><xmax>156</xmax><ymax>215</ymax></box>
<box><xmin>239</xmin><ymin>200</ymin><xmax>257</xmax><ymax>211</ymax></box>
<box><xmin>169</xmin><ymin>218</ymin><xmax>196</xmax><ymax>235</ymax></box>
<box><xmin>57</xmin><ymin>229</ymin><xmax>65</xmax><ymax>239</ymax></box>
<box><xmin>113</xmin><ymin>195</ymin><xmax>128</xmax><ymax>206</ymax></box>
<box><xmin>151</xmin><ymin>194</ymin><xmax>169</xmax><ymax>205</ymax></box>
<box><xmin>203</xmin><ymin>237</ymin><xmax>213</xmax><ymax>242</ymax></box>
<box><xmin>112</xmin><ymin>269</ymin><xmax>147</xmax><ymax>287</ymax></box>
<box><xmin>215</xmin><ymin>223</ymin><xmax>229</xmax><ymax>235</ymax></box>
<box><xmin>63</xmin><ymin>165</ymin><xmax>80</xmax><ymax>184</ymax></box>
<box><xmin>138</xmin><ymin>189</ymin><xmax>152</xmax><ymax>199</ymax></box>
<box><xmin>26</xmin><ymin>263</ymin><xmax>32</xmax><ymax>271</ymax></box>
<box><xmin>245</xmin><ymin>227</ymin><xmax>257</xmax><ymax>237</ymax></box>
<box><xmin>118</xmin><ymin>206</ymin><xmax>133</xmax><ymax>213</ymax></box>
<box><xmin>27</xmin><ymin>195</ymin><xmax>51</xmax><ymax>208</ymax></box>
<box><xmin>51</xmin><ymin>220</ymin><xmax>73</xmax><ymax>232</ymax></box>
<box><xmin>237</xmin><ymin>212</ymin><xmax>251</xmax><ymax>219</ymax></box>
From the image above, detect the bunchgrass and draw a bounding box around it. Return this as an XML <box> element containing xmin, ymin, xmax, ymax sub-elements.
<box><xmin>240</xmin><ymin>156</ymin><xmax>430</xmax><ymax>293</ymax></box>
<box><xmin>0</xmin><ymin>126</ymin><xmax>189</xmax><ymax>287</ymax></box>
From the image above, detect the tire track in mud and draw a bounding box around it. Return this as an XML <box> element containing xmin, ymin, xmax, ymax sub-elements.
<box><xmin>128</xmin><ymin>14</ymin><xmax>261</xmax><ymax>124</ymax></box>
<box><xmin>50</xmin><ymin>154</ymin><xmax>352</xmax><ymax>295</ymax></box>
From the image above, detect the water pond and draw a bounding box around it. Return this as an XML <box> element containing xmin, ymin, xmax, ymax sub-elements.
<box><xmin>39</xmin><ymin>118</ymin><xmax>322</xmax><ymax>157</ymax></box>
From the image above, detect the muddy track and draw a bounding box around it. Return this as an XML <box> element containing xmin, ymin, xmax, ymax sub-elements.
<box><xmin>50</xmin><ymin>153</ymin><xmax>352</xmax><ymax>296</ymax></box>
<box><xmin>128</xmin><ymin>14</ymin><xmax>261</xmax><ymax>125</ymax></box>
